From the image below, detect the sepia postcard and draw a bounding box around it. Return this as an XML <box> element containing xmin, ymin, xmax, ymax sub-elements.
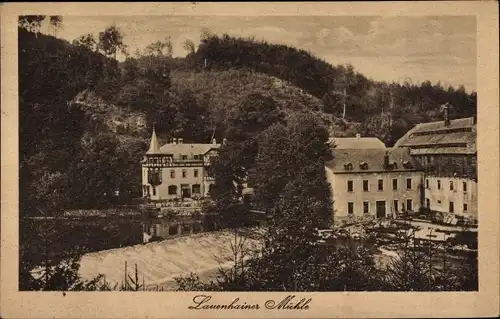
<box><xmin>1</xmin><ymin>1</ymin><xmax>499</xmax><ymax>318</ymax></box>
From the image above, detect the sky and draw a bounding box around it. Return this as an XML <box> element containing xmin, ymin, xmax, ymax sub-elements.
<box><xmin>42</xmin><ymin>15</ymin><xmax>477</xmax><ymax>92</ymax></box>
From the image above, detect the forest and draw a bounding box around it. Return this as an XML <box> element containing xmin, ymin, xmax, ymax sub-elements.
<box><xmin>19</xmin><ymin>17</ymin><xmax>477</xmax><ymax>215</ymax></box>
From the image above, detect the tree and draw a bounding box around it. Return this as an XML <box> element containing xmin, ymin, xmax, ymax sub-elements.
<box><xmin>122</xmin><ymin>57</ymin><xmax>141</xmax><ymax>83</ymax></box>
<box><xmin>200</xmin><ymin>28</ymin><xmax>214</xmax><ymax>42</ymax></box>
<box><xmin>241</xmin><ymin>171</ymin><xmax>331</xmax><ymax>291</ymax></box>
<box><xmin>207</xmin><ymin>143</ymin><xmax>249</xmax><ymax>229</ymax></box>
<box><xmin>19</xmin><ymin>15</ymin><xmax>46</xmax><ymax>35</ymax></box>
<box><xmin>145</xmin><ymin>37</ymin><xmax>173</xmax><ymax>57</ymax></box>
<box><xmin>226</xmin><ymin>92</ymin><xmax>282</xmax><ymax>143</ymax></box>
<box><xmin>182</xmin><ymin>39</ymin><xmax>196</xmax><ymax>55</ymax></box>
<box><xmin>251</xmin><ymin>111</ymin><xmax>331</xmax><ymax>215</ymax></box>
<box><xmin>73</xmin><ymin>33</ymin><xmax>97</xmax><ymax>52</ymax></box>
<box><xmin>49</xmin><ymin>16</ymin><xmax>63</xmax><ymax>37</ymax></box>
<box><xmin>98</xmin><ymin>25</ymin><xmax>127</xmax><ymax>60</ymax></box>
<box><xmin>68</xmin><ymin>133</ymin><xmax>123</xmax><ymax>208</ymax></box>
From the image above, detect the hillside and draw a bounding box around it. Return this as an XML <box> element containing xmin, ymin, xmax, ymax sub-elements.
<box><xmin>171</xmin><ymin>70</ymin><xmax>332</xmax><ymax>131</ymax></box>
<box><xmin>185</xmin><ymin>34</ymin><xmax>477</xmax><ymax>145</ymax></box>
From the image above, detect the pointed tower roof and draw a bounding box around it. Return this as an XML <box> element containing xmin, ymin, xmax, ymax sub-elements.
<box><xmin>146</xmin><ymin>125</ymin><xmax>161</xmax><ymax>155</ymax></box>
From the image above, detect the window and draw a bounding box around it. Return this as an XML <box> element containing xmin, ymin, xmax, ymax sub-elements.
<box><xmin>148</xmin><ymin>169</ymin><xmax>162</xmax><ymax>185</ymax></box>
<box><xmin>170</xmin><ymin>170</ymin><xmax>175</xmax><ymax>178</ymax></box>
<box><xmin>425</xmin><ymin>179</ymin><xmax>429</xmax><ymax>189</ymax></box>
<box><xmin>463</xmin><ymin>203</ymin><xmax>468</xmax><ymax>212</ymax></box>
<box><xmin>406</xmin><ymin>199</ymin><xmax>413</xmax><ymax>211</ymax></box>
<box><xmin>168</xmin><ymin>185</ymin><xmax>177</xmax><ymax>195</ymax></box>
<box><xmin>169</xmin><ymin>225</ymin><xmax>178</xmax><ymax>236</ymax></box>
<box><xmin>463</xmin><ymin>181</ymin><xmax>467</xmax><ymax>192</ymax></box>
<box><xmin>378</xmin><ymin>179</ymin><xmax>384</xmax><ymax>191</ymax></box>
<box><xmin>449</xmin><ymin>181</ymin><xmax>454</xmax><ymax>190</ymax></box>
<box><xmin>192</xmin><ymin>184</ymin><xmax>201</xmax><ymax>194</ymax></box>
<box><xmin>194</xmin><ymin>169</ymin><xmax>199</xmax><ymax>178</ymax></box>
<box><xmin>182</xmin><ymin>170</ymin><xmax>187</xmax><ymax>178</ymax></box>
<box><xmin>449</xmin><ymin>201</ymin><xmax>454</xmax><ymax>213</ymax></box>
<box><xmin>182</xmin><ymin>224</ymin><xmax>191</xmax><ymax>233</ymax></box>
<box><xmin>363</xmin><ymin>201</ymin><xmax>369</xmax><ymax>214</ymax></box>
<box><xmin>347</xmin><ymin>180</ymin><xmax>354</xmax><ymax>192</ymax></box>
<box><xmin>437</xmin><ymin>180</ymin><xmax>441</xmax><ymax>190</ymax></box>
<box><xmin>363</xmin><ymin>180</ymin><xmax>369</xmax><ymax>192</ymax></box>
<box><xmin>393</xmin><ymin>200</ymin><xmax>399</xmax><ymax>212</ymax></box>
<box><xmin>181</xmin><ymin>155</ymin><xmax>188</xmax><ymax>160</ymax></box>
<box><xmin>152</xmin><ymin>186</ymin><xmax>156</xmax><ymax>196</ymax></box>
<box><xmin>426</xmin><ymin>198</ymin><xmax>430</xmax><ymax>208</ymax></box>
<box><xmin>193</xmin><ymin>155</ymin><xmax>199</xmax><ymax>160</ymax></box>
<box><xmin>347</xmin><ymin>202</ymin><xmax>354</xmax><ymax>215</ymax></box>
<box><xmin>392</xmin><ymin>178</ymin><xmax>398</xmax><ymax>190</ymax></box>
<box><xmin>406</xmin><ymin>178</ymin><xmax>412</xmax><ymax>190</ymax></box>
<box><xmin>146</xmin><ymin>185</ymin><xmax>151</xmax><ymax>196</ymax></box>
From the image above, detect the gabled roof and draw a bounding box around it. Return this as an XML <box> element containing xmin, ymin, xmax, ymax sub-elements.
<box><xmin>394</xmin><ymin>117</ymin><xmax>476</xmax><ymax>154</ymax></box>
<box><xmin>328</xmin><ymin>136</ymin><xmax>386</xmax><ymax>149</ymax></box>
<box><xmin>326</xmin><ymin>147</ymin><xmax>423</xmax><ymax>173</ymax></box>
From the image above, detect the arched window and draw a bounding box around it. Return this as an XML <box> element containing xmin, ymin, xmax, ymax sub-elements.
<box><xmin>168</xmin><ymin>185</ymin><xmax>177</xmax><ymax>195</ymax></box>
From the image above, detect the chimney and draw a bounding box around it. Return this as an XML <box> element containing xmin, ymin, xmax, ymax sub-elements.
<box><xmin>356</xmin><ymin>133</ymin><xmax>361</xmax><ymax>139</ymax></box>
<box><xmin>222</xmin><ymin>138</ymin><xmax>227</xmax><ymax>145</ymax></box>
<box><xmin>178</xmin><ymin>138</ymin><xmax>183</xmax><ymax>144</ymax></box>
<box><xmin>384</xmin><ymin>151</ymin><xmax>390</xmax><ymax>169</ymax></box>
<box><xmin>443</xmin><ymin>103</ymin><xmax>450</xmax><ymax>126</ymax></box>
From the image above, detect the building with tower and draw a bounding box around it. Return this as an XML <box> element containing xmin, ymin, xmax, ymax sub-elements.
<box><xmin>141</xmin><ymin>127</ymin><xmax>222</xmax><ymax>201</ymax></box>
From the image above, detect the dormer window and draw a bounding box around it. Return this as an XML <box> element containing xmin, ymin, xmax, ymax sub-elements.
<box><xmin>402</xmin><ymin>160</ymin><xmax>413</xmax><ymax>169</ymax></box>
<box><xmin>344</xmin><ymin>163</ymin><xmax>353</xmax><ymax>171</ymax></box>
<box><xmin>390</xmin><ymin>161</ymin><xmax>398</xmax><ymax>169</ymax></box>
<box><xmin>359</xmin><ymin>162</ymin><xmax>368</xmax><ymax>170</ymax></box>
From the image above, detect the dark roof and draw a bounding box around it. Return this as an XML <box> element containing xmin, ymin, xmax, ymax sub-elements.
<box><xmin>158</xmin><ymin>143</ymin><xmax>221</xmax><ymax>158</ymax></box>
<box><xmin>394</xmin><ymin>117</ymin><xmax>476</xmax><ymax>154</ymax></box>
<box><xmin>328</xmin><ymin>136</ymin><xmax>386</xmax><ymax>149</ymax></box>
<box><xmin>326</xmin><ymin>147</ymin><xmax>423</xmax><ymax>173</ymax></box>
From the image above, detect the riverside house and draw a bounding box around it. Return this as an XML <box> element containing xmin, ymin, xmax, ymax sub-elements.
<box><xmin>141</xmin><ymin>127</ymin><xmax>221</xmax><ymax>201</ymax></box>
<box><xmin>325</xmin><ymin>135</ymin><xmax>424</xmax><ymax>224</ymax></box>
<box><xmin>394</xmin><ymin>104</ymin><xmax>477</xmax><ymax>218</ymax></box>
